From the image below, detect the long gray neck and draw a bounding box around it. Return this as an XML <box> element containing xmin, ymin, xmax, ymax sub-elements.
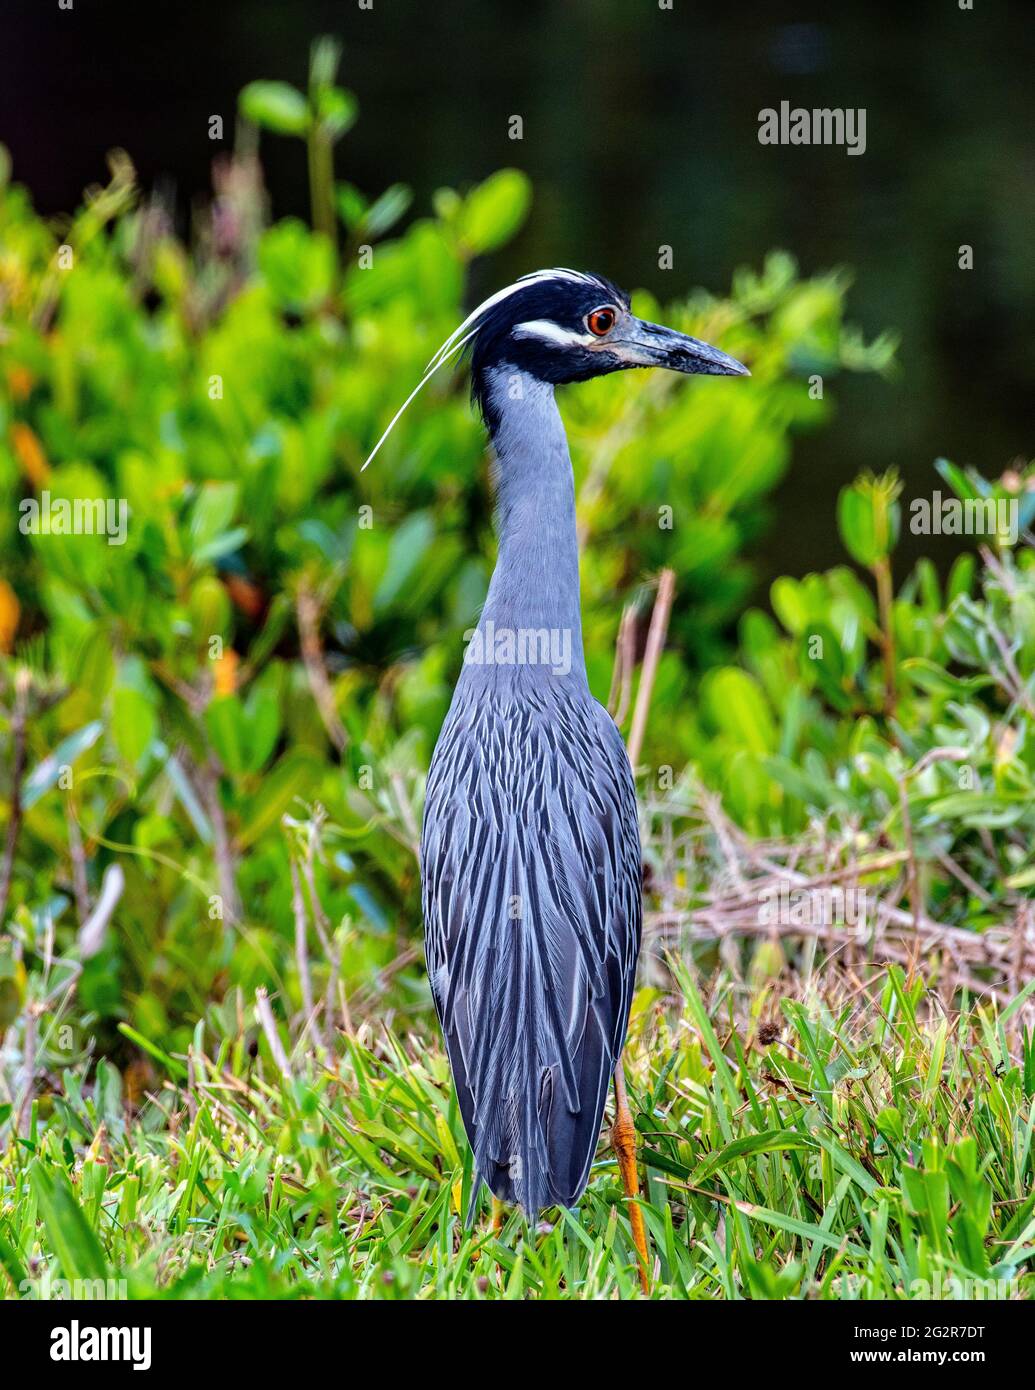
<box><xmin>461</xmin><ymin>366</ymin><xmax>588</xmax><ymax>694</ymax></box>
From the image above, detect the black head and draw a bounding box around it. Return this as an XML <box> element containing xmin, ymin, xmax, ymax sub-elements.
<box><xmin>362</xmin><ymin>268</ymin><xmax>748</xmax><ymax>469</ymax></box>
<box><xmin>462</xmin><ymin>268</ymin><xmax>749</xmax><ymax>422</ymax></box>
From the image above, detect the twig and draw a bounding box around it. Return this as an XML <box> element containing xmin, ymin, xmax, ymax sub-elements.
<box><xmin>65</xmin><ymin>798</ymin><xmax>90</xmax><ymax>927</ymax></box>
<box><xmin>389</xmin><ymin>771</ymin><xmax>420</xmax><ymax>856</ymax></box>
<box><xmin>626</xmin><ymin>569</ymin><xmax>676</xmax><ymax>769</ymax></box>
<box><xmin>698</xmin><ymin>788</ymin><xmax>750</xmax><ymax>897</ymax></box>
<box><xmin>897</xmin><ymin>747</ymin><xmax>970</xmax><ymax>982</ymax></box>
<box><xmin>608</xmin><ymin>605</ymin><xmax>636</xmax><ymax>727</ymax></box>
<box><xmin>898</xmin><ymin>781</ymin><xmax>923</xmax><ymax>982</ymax></box>
<box><xmin>288</xmin><ymin>845</ymin><xmax>325</xmax><ymax>1056</ymax></box>
<box><xmin>1013</xmin><ymin>902</ymin><xmax>1033</xmax><ymax>1003</ymax></box>
<box><xmin>16</xmin><ymin>1004</ymin><xmax>38</xmax><ymax>1138</ymax></box>
<box><xmin>297</xmin><ymin>583</ymin><xmax>348</xmax><ymax>753</ymax></box>
<box><xmin>349</xmin><ymin>945</ymin><xmax>421</xmax><ymax>1014</ymax></box>
<box><xmin>299</xmin><ymin>823</ymin><xmax>333</xmax><ymax>956</ymax></box>
<box><xmin>874</xmin><ymin>555</ymin><xmax>896</xmax><ymax>717</ymax></box>
<box><xmin>0</xmin><ymin>668</ymin><xmax>31</xmax><ymax>925</ymax></box>
<box><xmin>186</xmin><ymin>1045</ymin><xmax>198</xmax><ymax>1124</ymax></box>
<box><xmin>644</xmin><ymin>788</ymin><xmax>1035</xmax><ymax>1012</ymax></box>
<box><xmin>298</xmin><ymin>816</ymin><xmax>350</xmax><ymax>1036</ymax></box>
<box><xmin>197</xmin><ymin>758</ymin><xmax>241</xmax><ymax>924</ymax></box>
<box><xmin>652</xmin><ymin>912</ymin><xmax>1011</xmax><ymax>1007</ymax></box>
<box><xmin>254</xmin><ymin>987</ymin><xmax>293</xmax><ymax>1080</ymax></box>
<box><xmin>337</xmin><ymin>978</ymin><xmax>354</xmax><ymax>1037</ymax></box>
<box><xmin>935</xmin><ymin>849</ymin><xmax>994</xmax><ymax>907</ymax></box>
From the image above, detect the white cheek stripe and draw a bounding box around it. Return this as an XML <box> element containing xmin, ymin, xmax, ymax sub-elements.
<box><xmin>511</xmin><ymin>319</ymin><xmax>595</xmax><ymax>348</ymax></box>
<box><xmin>426</xmin><ymin>268</ymin><xmax>594</xmax><ymax>371</ymax></box>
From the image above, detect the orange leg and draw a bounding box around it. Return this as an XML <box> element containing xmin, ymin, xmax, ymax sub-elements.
<box><xmin>491</xmin><ymin>1196</ymin><xmax>505</xmax><ymax>1234</ymax></box>
<box><xmin>612</xmin><ymin>1059</ymin><xmax>650</xmax><ymax>1294</ymax></box>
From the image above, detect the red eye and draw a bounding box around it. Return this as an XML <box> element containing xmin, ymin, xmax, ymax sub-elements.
<box><xmin>586</xmin><ymin>306</ymin><xmax>617</xmax><ymax>337</ymax></box>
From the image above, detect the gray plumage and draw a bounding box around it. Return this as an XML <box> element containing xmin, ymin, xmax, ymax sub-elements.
<box><xmin>405</xmin><ymin>270</ymin><xmax>748</xmax><ymax>1215</ymax></box>
<box><xmin>422</xmin><ymin>369</ymin><xmax>641</xmax><ymax>1212</ymax></box>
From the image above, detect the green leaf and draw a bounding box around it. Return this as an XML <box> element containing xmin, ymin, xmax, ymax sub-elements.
<box><xmin>374</xmin><ymin>512</ymin><xmax>435</xmax><ymax>614</ymax></box>
<box><xmin>242</xmin><ymin>677</ymin><xmax>281</xmax><ymax>775</ymax></box>
<box><xmin>236</xmin><ymin>749</ymin><xmax>321</xmax><ymax>850</ymax></box>
<box><xmin>362</xmin><ymin>184</ymin><xmax>412</xmax><ymax>239</ymax></box>
<box><xmin>116</xmin><ymin>1023</ymin><xmax>188</xmax><ymax>1080</ymax></box>
<box><xmin>205</xmin><ymin>695</ymin><xmax>246</xmax><ymax>777</ymax></box>
<box><xmin>771</xmin><ymin>576</ymin><xmax>808</xmax><ymax>634</ymax></box>
<box><xmin>23</xmin><ymin>721</ymin><xmax>103</xmax><ymax>809</ymax></box>
<box><xmin>837</xmin><ymin>474</ymin><xmax>901</xmax><ymax>567</ymax></box>
<box><xmin>193</xmin><ymin>527</ymin><xmax>249</xmax><ymax>566</ymax></box>
<box><xmin>800</xmin><ymin>622</ymin><xmax>855</xmax><ymax>710</ymax></box>
<box><xmin>113</xmin><ymin>686</ymin><xmax>157</xmax><ymax>766</ymax></box>
<box><xmin>927</xmin><ymin>792</ymin><xmax>1029</xmax><ymax>828</ymax></box>
<box><xmin>190</xmin><ymin>482</ymin><xmax>240</xmax><ymax>553</ymax></box>
<box><xmin>239</xmin><ymin>80</ymin><xmax>310</xmax><ymax>135</ymax></box>
<box><xmin>456</xmin><ymin>169</ymin><xmax>531</xmax><ymax>255</ymax></box>
<box><xmin>0</xmin><ymin>1223</ymin><xmax>27</xmax><ymax>1293</ymax></box>
<box><xmin>947</xmin><ymin>552</ymin><xmax>976</xmax><ymax>601</ymax></box>
<box><xmin>335</xmin><ymin>182</ymin><xmax>367</xmax><ymax>228</ymax></box>
<box><xmin>691</xmin><ymin>1129</ymin><xmax>814</xmax><ymax>1182</ymax></box>
<box><xmin>735</xmin><ymin>1200</ymin><xmax>868</xmax><ymax>1258</ymax></box>
<box><xmin>876</xmin><ymin>1106</ymin><xmax>904</xmax><ymax>1144</ymax></box>
<box><xmin>314</xmin><ymin>85</ymin><xmax>357</xmax><ymax>140</ymax></box>
<box><xmin>935</xmin><ymin>457</ymin><xmax>983</xmax><ymax>502</ymax></box>
<box><xmin>1000</xmin><ymin>978</ymin><xmax>1035</xmax><ymax>1026</ymax></box>
<box><xmin>704</xmin><ymin>667</ymin><xmax>776</xmax><ymax>754</ymax></box>
<box><xmin>29</xmin><ymin>1160</ymin><xmax>109</xmax><ymax>1282</ymax></box>
<box><xmin>258</xmin><ymin>219</ymin><xmax>336</xmax><ymax>312</ymax></box>
<box><xmin>901</xmin><ymin>658</ymin><xmax>995</xmax><ymax>698</ymax></box>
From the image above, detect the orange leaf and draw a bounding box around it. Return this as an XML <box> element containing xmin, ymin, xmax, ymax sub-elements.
<box><xmin>6</xmin><ymin>366</ymin><xmax>34</xmax><ymax>401</ymax></box>
<box><xmin>213</xmin><ymin>648</ymin><xmax>240</xmax><ymax>697</ymax></box>
<box><xmin>0</xmin><ymin>580</ymin><xmax>20</xmax><ymax>652</ymax></box>
<box><xmin>11</xmin><ymin>422</ymin><xmax>51</xmax><ymax>486</ymax></box>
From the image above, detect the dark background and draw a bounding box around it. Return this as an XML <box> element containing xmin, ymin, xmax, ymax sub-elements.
<box><xmin>3</xmin><ymin>0</ymin><xmax>1033</xmax><ymax>592</ymax></box>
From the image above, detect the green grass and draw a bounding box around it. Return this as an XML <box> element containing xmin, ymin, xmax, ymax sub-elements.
<box><xmin>3</xmin><ymin>962</ymin><xmax>1033</xmax><ymax>1300</ymax></box>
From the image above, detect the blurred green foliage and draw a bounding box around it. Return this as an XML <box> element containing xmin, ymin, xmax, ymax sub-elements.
<box><xmin>685</xmin><ymin>468</ymin><xmax>1035</xmax><ymax>897</ymax></box>
<box><xmin>0</xmin><ymin>52</ymin><xmax>1029</xmax><ymax>1077</ymax></box>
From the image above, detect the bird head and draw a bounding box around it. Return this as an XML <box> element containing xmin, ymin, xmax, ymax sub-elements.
<box><xmin>467</xmin><ymin>269</ymin><xmax>749</xmax><ymax>391</ymax></box>
<box><xmin>362</xmin><ymin>268</ymin><xmax>748</xmax><ymax>469</ymax></box>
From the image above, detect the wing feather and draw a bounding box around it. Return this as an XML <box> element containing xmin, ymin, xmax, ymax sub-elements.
<box><xmin>421</xmin><ymin>688</ymin><xmax>641</xmax><ymax>1213</ymax></box>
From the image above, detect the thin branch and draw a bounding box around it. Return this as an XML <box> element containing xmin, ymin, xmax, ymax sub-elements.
<box><xmin>0</xmin><ymin>668</ymin><xmax>32</xmax><ymax>925</ymax></box>
<box><xmin>288</xmin><ymin>844</ymin><xmax>325</xmax><ymax>1057</ymax></box>
<box><xmin>608</xmin><ymin>605</ymin><xmax>636</xmax><ymax>727</ymax></box>
<box><xmin>298</xmin><ymin>816</ymin><xmax>350</xmax><ymax>1037</ymax></box>
<box><xmin>197</xmin><ymin>758</ymin><xmax>241</xmax><ymax>925</ymax></box>
<box><xmin>65</xmin><ymin>797</ymin><xmax>90</xmax><ymax>927</ymax></box>
<box><xmin>898</xmin><ymin>780</ymin><xmax>923</xmax><ymax>977</ymax></box>
<box><xmin>296</xmin><ymin>582</ymin><xmax>348</xmax><ymax>753</ymax></box>
<box><xmin>874</xmin><ymin>556</ymin><xmax>896</xmax><ymax>717</ymax></box>
<box><xmin>626</xmin><ymin>569</ymin><xmax>676</xmax><ymax>769</ymax></box>
<box><xmin>254</xmin><ymin>987</ymin><xmax>293</xmax><ymax>1081</ymax></box>
<box><xmin>389</xmin><ymin>771</ymin><xmax>420</xmax><ymax>857</ymax></box>
<box><xmin>16</xmin><ymin>1004</ymin><xmax>38</xmax><ymax>1138</ymax></box>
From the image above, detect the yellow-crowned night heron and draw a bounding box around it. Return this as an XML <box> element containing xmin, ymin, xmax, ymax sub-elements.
<box><xmin>365</xmin><ymin>269</ymin><xmax>748</xmax><ymax>1284</ymax></box>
